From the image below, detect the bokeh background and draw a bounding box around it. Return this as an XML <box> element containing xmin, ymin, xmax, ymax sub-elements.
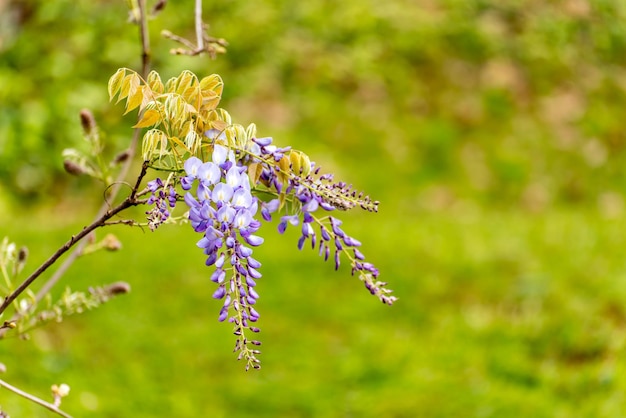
<box><xmin>2</xmin><ymin>0</ymin><xmax>626</xmax><ymax>416</ymax></box>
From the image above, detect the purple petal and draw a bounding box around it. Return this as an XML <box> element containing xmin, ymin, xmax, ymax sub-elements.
<box><xmin>212</xmin><ymin>286</ymin><xmax>226</xmax><ymax>299</ymax></box>
<box><xmin>180</xmin><ymin>176</ymin><xmax>194</xmax><ymax>190</ymax></box>
<box><xmin>218</xmin><ymin>308</ymin><xmax>228</xmax><ymax>322</ymax></box>
<box><xmin>247</xmin><ymin>257</ymin><xmax>261</xmax><ymax>269</ymax></box>
<box><xmin>198</xmin><ymin>162</ymin><xmax>221</xmax><ymax>185</ymax></box>
<box><xmin>254</xmin><ymin>137</ymin><xmax>273</xmax><ymax>146</ymax></box>
<box><xmin>205</xmin><ymin>252</ymin><xmax>218</xmax><ymax>266</ymax></box>
<box><xmin>210</xmin><ymin>268</ymin><xmax>225</xmax><ymax>283</ymax></box>
<box><xmin>249</xmin><ymin>307</ymin><xmax>260</xmax><ymax>320</ymax></box>
<box><xmin>244</xmin><ymin>234</ymin><xmax>264</xmax><ymax>247</ymax></box>
<box><xmin>343</xmin><ymin>236</ymin><xmax>362</xmax><ymax>247</ymax></box>
<box><xmin>303</xmin><ymin>199</ymin><xmax>319</xmax><ymax>213</ymax></box>
<box><xmin>248</xmin><ymin>266</ymin><xmax>262</xmax><ymax>279</ymax></box>
<box><xmin>212</xmin><ymin>144</ymin><xmax>228</xmax><ymax>165</ymax></box>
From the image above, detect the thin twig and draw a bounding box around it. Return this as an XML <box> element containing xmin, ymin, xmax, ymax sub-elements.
<box><xmin>138</xmin><ymin>0</ymin><xmax>151</xmax><ymax>79</ymax></box>
<box><xmin>0</xmin><ymin>379</ymin><xmax>72</xmax><ymax>418</ymax></box>
<box><xmin>195</xmin><ymin>0</ymin><xmax>204</xmax><ymax>52</ymax></box>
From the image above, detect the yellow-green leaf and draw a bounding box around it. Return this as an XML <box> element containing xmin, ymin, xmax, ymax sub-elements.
<box><xmin>176</xmin><ymin>71</ymin><xmax>195</xmax><ymax>95</ymax></box>
<box><xmin>290</xmin><ymin>151</ymin><xmax>301</xmax><ymax>175</ymax></box>
<box><xmin>278</xmin><ymin>155</ymin><xmax>290</xmax><ymax>174</ymax></box>
<box><xmin>199</xmin><ymin>74</ymin><xmax>223</xmax><ymax>95</ymax></box>
<box><xmin>133</xmin><ymin>109</ymin><xmax>161</xmax><ymax>128</ymax></box>
<box><xmin>246</xmin><ymin>123</ymin><xmax>257</xmax><ymax>140</ymax></box>
<box><xmin>147</xmin><ymin>71</ymin><xmax>164</xmax><ymax>95</ymax></box>
<box><xmin>125</xmin><ymin>85</ymin><xmax>143</xmax><ymax>114</ymax></box>
<box><xmin>141</xmin><ymin>129</ymin><xmax>167</xmax><ymax>161</ymax></box>
<box><xmin>300</xmin><ymin>152</ymin><xmax>311</xmax><ymax>177</ymax></box>
<box><xmin>108</xmin><ymin>68</ymin><xmax>126</xmax><ymax>101</ymax></box>
<box><xmin>168</xmin><ymin>136</ymin><xmax>190</xmax><ymax>152</ymax></box>
<box><xmin>248</xmin><ymin>162</ymin><xmax>263</xmax><ymax>185</ymax></box>
<box><xmin>278</xmin><ymin>192</ymin><xmax>286</xmax><ymax>210</ymax></box>
<box><xmin>118</xmin><ymin>73</ymin><xmax>134</xmax><ymax>103</ymax></box>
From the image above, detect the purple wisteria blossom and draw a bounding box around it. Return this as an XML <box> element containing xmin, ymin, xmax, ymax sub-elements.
<box><xmin>145</xmin><ymin>178</ymin><xmax>177</xmax><ymax>231</ymax></box>
<box><xmin>249</xmin><ymin>136</ymin><xmax>395</xmax><ymax>305</ymax></box>
<box><xmin>182</xmin><ymin>144</ymin><xmax>263</xmax><ymax>369</ymax></box>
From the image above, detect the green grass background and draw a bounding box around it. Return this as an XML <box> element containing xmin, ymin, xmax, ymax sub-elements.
<box><xmin>3</xmin><ymin>0</ymin><xmax>626</xmax><ymax>416</ymax></box>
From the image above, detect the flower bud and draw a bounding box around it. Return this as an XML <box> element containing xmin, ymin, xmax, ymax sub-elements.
<box><xmin>51</xmin><ymin>383</ymin><xmax>70</xmax><ymax>398</ymax></box>
<box><xmin>113</xmin><ymin>149</ymin><xmax>131</xmax><ymax>164</ymax></box>
<box><xmin>17</xmin><ymin>246</ymin><xmax>28</xmax><ymax>263</ymax></box>
<box><xmin>102</xmin><ymin>234</ymin><xmax>122</xmax><ymax>251</ymax></box>
<box><xmin>63</xmin><ymin>160</ymin><xmax>86</xmax><ymax>176</ymax></box>
<box><xmin>105</xmin><ymin>281</ymin><xmax>131</xmax><ymax>296</ymax></box>
<box><xmin>79</xmin><ymin>109</ymin><xmax>96</xmax><ymax>135</ymax></box>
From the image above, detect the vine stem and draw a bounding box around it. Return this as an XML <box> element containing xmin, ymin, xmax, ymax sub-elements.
<box><xmin>0</xmin><ymin>379</ymin><xmax>72</xmax><ymax>418</ymax></box>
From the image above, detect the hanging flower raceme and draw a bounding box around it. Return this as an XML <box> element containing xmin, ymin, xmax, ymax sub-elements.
<box><xmin>145</xmin><ymin>178</ymin><xmax>177</xmax><ymax>231</ymax></box>
<box><xmin>249</xmin><ymin>136</ymin><xmax>396</xmax><ymax>306</ymax></box>
<box><xmin>182</xmin><ymin>144</ymin><xmax>263</xmax><ymax>370</ymax></box>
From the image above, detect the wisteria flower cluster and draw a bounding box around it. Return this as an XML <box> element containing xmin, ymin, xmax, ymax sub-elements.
<box><xmin>182</xmin><ymin>144</ymin><xmax>263</xmax><ymax>369</ymax></box>
<box><xmin>108</xmin><ymin>68</ymin><xmax>396</xmax><ymax>369</ymax></box>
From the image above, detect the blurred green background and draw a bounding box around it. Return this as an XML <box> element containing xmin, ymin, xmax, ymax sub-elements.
<box><xmin>2</xmin><ymin>0</ymin><xmax>626</xmax><ymax>416</ymax></box>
